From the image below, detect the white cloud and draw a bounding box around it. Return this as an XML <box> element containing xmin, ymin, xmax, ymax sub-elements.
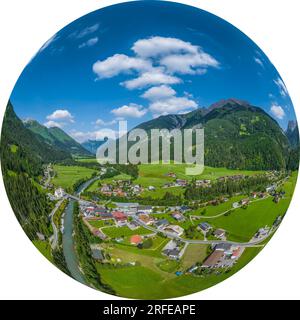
<box><xmin>79</xmin><ymin>37</ymin><xmax>98</xmax><ymax>49</ymax></box>
<box><xmin>149</xmin><ymin>96</ymin><xmax>197</xmax><ymax>115</ymax></box>
<box><xmin>160</xmin><ymin>53</ymin><xmax>218</xmax><ymax>74</ymax></box>
<box><xmin>69</xmin><ymin>129</ymin><xmax>117</xmax><ymax>143</ymax></box>
<box><xmin>46</xmin><ymin>109</ymin><xmax>74</xmax><ymax>122</ymax></box>
<box><xmin>76</xmin><ymin>23</ymin><xmax>99</xmax><ymax>39</ymax></box>
<box><xmin>141</xmin><ymin>85</ymin><xmax>176</xmax><ymax>100</ymax></box>
<box><xmin>44</xmin><ymin>120</ymin><xmax>63</xmax><ymax>128</ymax></box>
<box><xmin>95</xmin><ymin>118</ymin><xmax>117</xmax><ymax>126</ymax></box>
<box><xmin>93</xmin><ymin>54</ymin><xmax>152</xmax><ymax>79</ymax></box>
<box><xmin>122</xmin><ymin>69</ymin><xmax>181</xmax><ymax>90</ymax></box>
<box><xmin>132</xmin><ymin>36</ymin><xmax>198</xmax><ymax>58</ymax></box>
<box><xmin>274</xmin><ymin>77</ymin><xmax>288</xmax><ymax>97</ymax></box>
<box><xmin>254</xmin><ymin>57</ymin><xmax>264</xmax><ymax>67</ymax></box>
<box><xmin>111</xmin><ymin>103</ymin><xmax>147</xmax><ymax>118</ymax></box>
<box><xmin>270</xmin><ymin>104</ymin><xmax>285</xmax><ymax>120</ymax></box>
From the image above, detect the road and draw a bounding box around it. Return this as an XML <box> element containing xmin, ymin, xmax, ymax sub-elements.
<box><xmin>49</xmin><ymin>199</ymin><xmax>63</xmax><ymax>249</ymax></box>
<box><xmin>132</xmin><ymin>215</ymin><xmax>276</xmax><ymax>248</ymax></box>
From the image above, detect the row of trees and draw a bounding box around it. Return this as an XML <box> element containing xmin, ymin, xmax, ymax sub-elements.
<box><xmin>185</xmin><ymin>174</ymin><xmax>271</xmax><ymax>201</ymax></box>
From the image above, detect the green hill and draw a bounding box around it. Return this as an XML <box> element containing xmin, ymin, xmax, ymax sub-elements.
<box><xmin>133</xmin><ymin>99</ymin><xmax>292</xmax><ymax>170</ymax></box>
<box><xmin>0</xmin><ymin>102</ymin><xmax>68</xmax><ymax>239</ymax></box>
<box><xmin>24</xmin><ymin>119</ymin><xmax>91</xmax><ymax>157</ymax></box>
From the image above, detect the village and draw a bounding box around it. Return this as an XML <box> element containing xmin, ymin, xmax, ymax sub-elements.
<box><xmin>43</xmin><ymin>160</ymin><xmax>289</xmax><ymax>283</ymax></box>
<box><xmin>48</xmin><ymin>169</ymin><xmax>285</xmax><ymax>277</ymax></box>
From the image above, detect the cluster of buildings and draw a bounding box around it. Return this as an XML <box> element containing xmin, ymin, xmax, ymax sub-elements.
<box><xmin>197</xmin><ymin>222</ymin><xmax>226</xmax><ymax>240</ymax></box>
<box><xmin>217</xmin><ymin>174</ymin><xmax>245</xmax><ymax>183</ymax></box>
<box><xmin>162</xmin><ymin>240</ymin><xmax>186</xmax><ymax>260</ymax></box>
<box><xmin>195</xmin><ymin>179</ymin><xmax>211</xmax><ymax>188</ymax></box>
<box><xmin>163</xmin><ymin>179</ymin><xmax>188</xmax><ymax>188</ymax></box>
<box><xmin>48</xmin><ymin>187</ymin><xmax>65</xmax><ymax>201</ymax></box>
<box><xmin>100</xmin><ymin>180</ymin><xmax>144</xmax><ymax>198</ymax></box>
<box><xmin>202</xmin><ymin>243</ymin><xmax>244</xmax><ymax>268</ymax></box>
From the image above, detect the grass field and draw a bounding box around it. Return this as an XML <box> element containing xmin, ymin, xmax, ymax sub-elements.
<box><xmin>33</xmin><ymin>240</ymin><xmax>53</xmax><ymax>263</ymax></box>
<box><xmin>133</xmin><ymin>163</ymin><xmax>263</xmax><ymax>199</ymax></box>
<box><xmin>76</xmin><ymin>157</ymin><xmax>98</xmax><ymax>163</ymax></box>
<box><xmin>189</xmin><ymin>195</ymin><xmax>245</xmax><ymax>217</ymax></box>
<box><xmin>207</xmin><ymin>172</ymin><xmax>298</xmax><ymax>242</ymax></box>
<box><xmin>112</xmin><ymin>236</ymin><xmax>168</xmax><ymax>257</ymax></box>
<box><xmin>87</xmin><ymin>219</ymin><xmax>115</xmax><ymax>228</ymax></box>
<box><xmin>157</xmin><ymin>260</ymin><xmax>180</xmax><ymax>273</ymax></box>
<box><xmin>52</xmin><ymin>165</ymin><xmax>97</xmax><ymax>189</ymax></box>
<box><xmin>135</xmin><ymin>163</ymin><xmax>262</xmax><ymax>185</ymax></box>
<box><xmin>102</xmin><ymin>226</ymin><xmax>153</xmax><ymax>238</ymax></box>
<box><xmin>97</xmin><ymin>246</ymin><xmax>263</xmax><ymax>299</ymax></box>
<box><xmin>181</xmin><ymin>244</ymin><xmax>208</xmax><ymax>270</ymax></box>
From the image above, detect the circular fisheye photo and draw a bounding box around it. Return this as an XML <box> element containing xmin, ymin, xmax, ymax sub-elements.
<box><xmin>1</xmin><ymin>1</ymin><xmax>299</xmax><ymax>299</ymax></box>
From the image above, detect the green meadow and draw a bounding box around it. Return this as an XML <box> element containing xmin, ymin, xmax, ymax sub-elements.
<box><xmin>52</xmin><ymin>165</ymin><xmax>97</xmax><ymax>189</ymax></box>
<box><xmin>207</xmin><ymin>172</ymin><xmax>298</xmax><ymax>242</ymax></box>
<box><xmin>102</xmin><ymin>226</ymin><xmax>153</xmax><ymax>238</ymax></box>
<box><xmin>97</xmin><ymin>245</ymin><xmax>263</xmax><ymax>299</ymax></box>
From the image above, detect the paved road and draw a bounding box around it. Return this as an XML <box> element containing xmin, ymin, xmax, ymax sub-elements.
<box><xmin>132</xmin><ymin>216</ymin><xmax>276</xmax><ymax>248</ymax></box>
<box><xmin>49</xmin><ymin>199</ymin><xmax>63</xmax><ymax>249</ymax></box>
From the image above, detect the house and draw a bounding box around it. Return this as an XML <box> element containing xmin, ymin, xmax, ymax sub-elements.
<box><xmin>195</xmin><ymin>180</ymin><xmax>211</xmax><ymax>187</ymax></box>
<box><xmin>180</xmin><ymin>205</ymin><xmax>190</xmax><ymax>213</ymax></box>
<box><xmin>54</xmin><ymin>187</ymin><xmax>64</xmax><ymax>199</ymax></box>
<box><xmin>274</xmin><ymin>216</ymin><xmax>282</xmax><ymax>227</ymax></box>
<box><xmin>165</xmin><ymin>172</ymin><xmax>177</xmax><ymax>178</ymax></box>
<box><xmin>127</xmin><ymin>220</ymin><xmax>139</xmax><ymax>230</ymax></box>
<box><xmin>163</xmin><ymin>225</ymin><xmax>184</xmax><ymax>236</ymax></box>
<box><xmin>202</xmin><ymin>250</ymin><xmax>224</xmax><ymax>268</ymax></box>
<box><xmin>132</xmin><ymin>184</ymin><xmax>142</xmax><ymax>194</ymax></box>
<box><xmin>255</xmin><ymin>227</ymin><xmax>269</xmax><ymax>238</ymax></box>
<box><xmin>172</xmin><ymin>211</ymin><xmax>185</xmax><ymax>222</ymax></box>
<box><xmin>251</xmin><ymin>192</ymin><xmax>258</xmax><ymax>199</ymax></box>
<box><xmin>115</xmin><ymin>202</ymin><xmax>139</xmax><ymax>214</ymax></box>
<box><xmin>92</xmin><ymin>229</ymin><xmax>107</xmax><ymax>240</ymax></box>
<box><xmin>130</xmin><ymin>234</ymin><xmax>143</xmax><ymax>245</ymax></box>
<box><xmin>91</xmin><ymin>249</ymin><xmax>104</xmax><ymax>261</ymax></box>
<box><xmin>112</xmin><ymin>211</ymin><xmax>127</xmax><ymax>226</ymax></box>
<box><xmin>138</xmin><ymin>214</ymin><xmax>154</xmax><ymax>225</ymax></box>
<box><xmin>232</xmin><ymin>202</ymin><xmax>239</xmax><ymax>209</ymax></box>
<box><xmin>266</xmin><ymin>184</ymin><xmax>277</xmax><ymax>193</ymax></box>
<box><xmin>99</xmin><ymin>212</ymin><xmax>113</xmax><ymax>219</ymax></box>
<box><xmin>101</xmin><ymin>185</ymin><xmax>111</xmax><ymax>193</ymax></box>
<box><xmin>214</xmin><ymin>243</ymin><xmax>232</xmax><ymax>253</ymax></box>
<box><xmin>162</xmin><ymin>240</ymin><xmax>182</xmax><ymax>260</ymax></box>
<box><xmin>137</xmin><ymin>205</ymin><xmax>153</xmax><ymax>214</ymax></box>
<box><xmin>167</xmin><ymin>248</ymin><xmax>181</xmax><ymax>260</ymax></box>
<box><xmin>213</xmin><ymin>229</ymin><xmax>226</xmax><ymax>239</ymax></box>
<box><xmin>231</xmin><ymin>247</ymin><xmax>243</xmax><ymax>259</ymax></box>
<box><xmin>240</xmin><ymin>198</ymin><xmax>249</xmax><ymax>206</ymax></box>
<box><xmin>175</xmin><ymin>179</ymin><xmax>187</xmax><ymax>187</ymax></box>
<box><xmin>198</xmin><ymin>222</ymin><xmax>212</xmax><ymax>233</ymax></box>
<box><xmin>94</xmin><ymin>207</ymin><xmax>108</xmax><ymax>216</ymax></box>
<box><xmin>155</xmin><ymin>219</ymin><xmax>169</xmax><ymax>229</ymax></box>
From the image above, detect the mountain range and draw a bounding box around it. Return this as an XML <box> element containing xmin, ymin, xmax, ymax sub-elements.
<box><xmin>286</xmin><ymin>120</ymin><xmax>299</xmax><ymax>148</ymax></box>
<box><xmin>81</xmin><ymin>140</ymin><xmax>105</xmax><ymax>155</ymax></box>
<box><xmin>23</xmin><ymin>119</ymin><xmax>91</xmax><ymax>157</ymax></box>
<box><xmin>1</xmin><ymin>99</ymin><xmax>299</xmax><ymax>171</ymax></box>
<box><xmin>133</xmin><ymin>98</ymin><xmax>298</xmax><ymax>170</ymax></box>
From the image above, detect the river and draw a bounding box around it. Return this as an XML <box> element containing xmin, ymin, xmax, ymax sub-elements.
<box><xmin>62</xmin><ymin>176</ymin><xmax>99</xmax><ymax>284</ymax></box>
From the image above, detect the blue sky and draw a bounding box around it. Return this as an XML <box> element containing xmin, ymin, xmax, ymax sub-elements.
<box><xmin>10</xmin><ymin>0</ymin><xmax>296</xmax><ymax>142</ymax></box>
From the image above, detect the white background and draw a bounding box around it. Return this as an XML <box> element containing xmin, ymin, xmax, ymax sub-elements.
<box><xmin>0</xmin><ymin>0</ymin><xmax>299</xmax><ymax>300</ymax></box>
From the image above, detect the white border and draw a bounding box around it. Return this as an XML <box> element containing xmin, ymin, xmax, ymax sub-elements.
<box><xmin>0</xmin><ymin>0</ymin><xmax>299</xmax><ymax>300</ymax></box>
